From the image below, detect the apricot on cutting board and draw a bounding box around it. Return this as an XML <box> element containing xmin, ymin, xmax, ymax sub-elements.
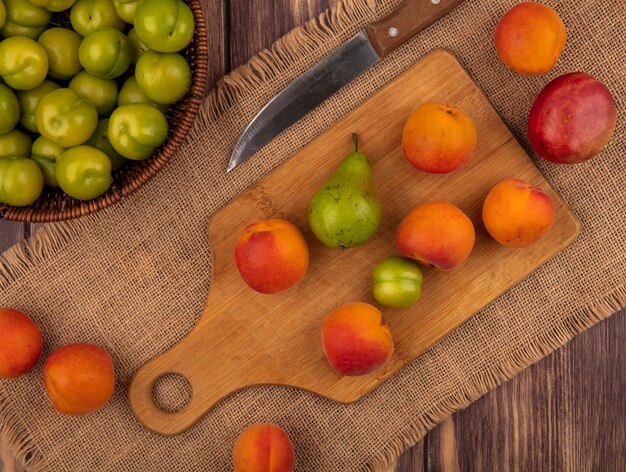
<box><xmin>396</xmin><ymin>201</ymin><xmax>475</xmax><ymax>270</ymax></box>
<box><xmin>321</xmin><ymin>302</ymin><xmax>394</xmax><ymax>376</ymax></box>
<box><xmin>235</xmin><ymin>218</ymin><xmax>309</xmax><ymax>294</ymax></box>
<box><xmin>482</xmin><ymin>178</ymin><xmax>554</xmax><ymax>247</ymax></box>
<box><xmin>402</xmin><ymin>102</ymin><xmax>477</xmax><ymax>174</ymax></box>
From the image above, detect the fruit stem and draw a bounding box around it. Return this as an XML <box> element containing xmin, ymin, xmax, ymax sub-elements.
<box><xmin>351</xmin><ymin>133</ymin><xmax>359</xmax><ymax>153</ymax></box>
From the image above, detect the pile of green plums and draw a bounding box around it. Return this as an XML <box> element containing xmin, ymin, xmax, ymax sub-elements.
<box><xmin>0</xmin><ymin>0</ymin><xmax>194</xmax><ymax>206</ymax></box>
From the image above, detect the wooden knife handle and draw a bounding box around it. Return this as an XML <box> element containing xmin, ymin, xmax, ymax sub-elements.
<box><xmin>365</xmin><ymin>0</ymin><xmax>466</xmax><ymax>57</ymax></box>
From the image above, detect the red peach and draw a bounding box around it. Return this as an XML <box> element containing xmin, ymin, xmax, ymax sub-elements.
<box><xmin>321</xmin><ymin>302</ymin><xmax>394</xmax><ymax>376</ymax></box>
<box><xmin>0</xmin><ymin>307</ymin><xmax>43</xmax><ymax>378</ymax></box>
<box><xmin>235</xmin><ymin>219</ymin><xmax>309</xmax><ymax>294</ymax></box>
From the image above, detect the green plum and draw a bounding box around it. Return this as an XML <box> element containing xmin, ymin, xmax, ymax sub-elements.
<box><xmin>127</xmin><ymin>27</ymin><xmax>147</xmax><ymax>64</ymax></box>
<box><xmin>86</xmin><ymin>118</ymin><xmax>126</xmax><ymax>169</ymax></box>
<box><xmin>69</xmin><ymin>71</ymin><xmax>118</xmax><ymax>116</ymax></box>
<box><xmin>118</xmin><ymin>76</ymin><xmax>168</xmax><ymax>113</ymax></box>
<box><xmin>0</xmin><ymin>1</ymin><xmax>6</xmax><ymax>29</ymax></box>
<box><xmin>0</xmin><ymin>156</ymin><xmax>44</xmax><ymax>206</ymax></box>
<box><xmin>38</xmin><ymin>28</ymin><xmax>83</xmax><ymax>80</ymax></box>
<box><xmin>372</xmin><ymin>257</ymin><xmax>423</xmax><ymax>309</ymax></box>
<box><xmin>0</xmin><ymin>0</ymin><xmax>51</xmax><ymax>39</ymax></box>
<box><xmin>70</xmin><ymin>0</ymin><xmax>125</xmax><ymax>37</ymax></box>
<box><xmin>56</xmin><ymin>145</ymin><xmax>112</xmax><ymax>200</ymax></box>
<box><xmin>35</xmin><ymin>88</ymin><xmax>98</xmax><ymax>147</ymax></box>
<box><xmin>135</xmin><ymin>51</ymin><xmax>191</xmax><ymax>104</ymax></box>
<box><xmin>28</xmin><ymin>0</ymin><xmax>77</xmax><ymax>13</ymax></box>
<box><xmin>0</xmin><ymin>83</ymin><xmax>19</xmax><ymax>134</ymax></box>
<box><xmin>31</xmin><ymin>136</ymin><xmax>65</xmax><ymax>186</ymax></box>
<box><xmin>112</xmin><ymin>0</ymin><xmax>137</xmax><ymax>23</ymax></box>
<box><xmin>0</xmin><ymin>129</ymin><xmax>32</xmax><ymax>158</ymax></box>
<box><xmin>17</xmin><ymin>80</ymin><xmax>60</xmax><ymax>132</ymax></box>
<box><xmin>0</xmin><ymin>37</ymin><xmax>49</xmax><ymax>90</ymax></box>
<box><xmin>108</xmin><ymin>104</ymin><xmax>168</xmax><ymax>160</ymax></box>
<box><xmin>79</xmin><ymin>28</ymin><xmax>133</xmax><ymax>79</ymax></box>
<box><xmin>134</xmin><ymin>0</ymin><xmax>194</xmax><ymax>53</ymax></box>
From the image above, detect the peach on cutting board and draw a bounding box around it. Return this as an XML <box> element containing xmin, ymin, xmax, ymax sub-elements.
<box><xmin>495</xmin><ymin>2</ymin><xmax>566</xmax><ymax>75</ymax></box>
<box><xmin>0</xmin><ymin>307</ymin><xmax>43</xmax><ymax>378</ymax></box>
<box><xmin>321</xmin><ymin>302</ymin><xmax>394</xmax><ymax>377</ymax></box>
<box><xmin>235</xmin><ymin>218</ymin><xmax>309</xmax><ymax>294</ymax></box>
<box><xmin>43</xmin><ymin>343</ymin><xmax>115</xmax><ymax>416</ymax></box>
<box><xmin>396</xmin><ymin>201</ymin><xmax>475</xmax><ymax>270</ymax></box>
<box><xmin>482</xmin><ymin>179</ymin><xmax>554</xmax><ymax>247</ymax></box>
<box><xmin>402</xmin><ymin>102</ymin><xmax>477</xmax><ymax>174</ymax></box>
<box><xmin>233</xmin><ymin>423</ymin><xmax>295</xmax><ymax>472</ymax></box>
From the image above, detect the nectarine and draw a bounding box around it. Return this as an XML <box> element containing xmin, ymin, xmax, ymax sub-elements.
<box><xmin>528</xmin><ymin>72</ymin><xmax>617</xmax><ymax>164</ymax></box>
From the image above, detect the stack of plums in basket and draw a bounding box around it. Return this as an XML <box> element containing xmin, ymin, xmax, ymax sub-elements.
<box><xmin>0</xmin><ymin>0</ymin><xmax>195</xmax><ymax>206</ymax></box>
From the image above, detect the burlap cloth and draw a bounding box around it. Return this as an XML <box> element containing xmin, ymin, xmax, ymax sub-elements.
<box><xmin>0</xmin><ymin>0</ymin><xmax>624</xmax><ymax>470</ymax></box>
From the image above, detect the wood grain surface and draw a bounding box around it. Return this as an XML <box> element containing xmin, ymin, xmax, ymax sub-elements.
<box><xmin>1</xmin><ymin>0</ymin><xmax>624</xmax><ymax>470</ymax></box>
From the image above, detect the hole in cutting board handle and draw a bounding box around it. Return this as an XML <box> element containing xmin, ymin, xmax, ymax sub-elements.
<box><xmin>152</xmin><ymin>373</ymin><xmax>192</xmax><ymax>413</ymax></box>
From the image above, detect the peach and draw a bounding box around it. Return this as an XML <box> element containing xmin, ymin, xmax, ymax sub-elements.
<box><xmin>528</xmin><ymin>72</ymin><xmax>617</xmax><ymax>164</ymax></box>
<box><xmin>233</xmin><ymin>423</ymin><xmax>295</xmax><ymax>472</ymax></box>
<box><xmin>321</xmin><ymin>302</ymin><xmax>394</xmax><ymax>376</ymax></box>
<box><xmin>495</xmin><ymin>2</ymin><xmax>566</xmax><ymax>75</ymax></box>
<box><xmin>0</xmin><ymin>307</ymin><xmax>43</xmax><ymax>378</ymax></box>
<box><xmin>235</xmin><ymin>219</ymin><xmax>309</xmax><ymax>294</ymax></box>
<box><xmin>43</xmin><ymin>343</ymin><xmax>115</xmax><ymax>415</ymax></box>
<box><xmin>482</xmin><ymin>179</ymin><xmax>554</xmax><ymax>247</ymax></box>
<box><xmin>402</xmin><ymin>102</ymin><xmax>477</xmax><ymax>174</ymax></box>
<box><xmin>396</xmin><ymin>202</ymin><xmax>475</xmax><ymax>270</ymax></box>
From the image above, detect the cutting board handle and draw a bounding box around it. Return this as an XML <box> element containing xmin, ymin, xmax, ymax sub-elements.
<box><xmin>365</xmin><ymin>0</ymin><xmax>466</xmax><ymax>57</ymax></box>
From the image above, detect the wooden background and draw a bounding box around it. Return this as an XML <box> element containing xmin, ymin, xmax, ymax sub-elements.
<box><xmin>1</xmin><ymin>0</ymin><xmax>623</xmax><ymax>470</ymax></box>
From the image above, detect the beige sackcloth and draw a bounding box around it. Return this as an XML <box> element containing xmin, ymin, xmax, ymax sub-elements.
<box><xmin>1</xmin><ymin>0</ymin><xmax>624</xmax><ymax>470</ymax></box>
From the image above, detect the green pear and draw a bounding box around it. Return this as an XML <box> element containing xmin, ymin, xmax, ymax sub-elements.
<box><xmin>308</xmin><ymin>134</ymin><xmax>381</xmax><ymax>249</ymax></box>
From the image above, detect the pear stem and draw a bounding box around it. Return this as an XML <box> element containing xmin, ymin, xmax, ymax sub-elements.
<box><xmin>351</xmin><ymin>133</ymin><xmax>358</xmax><ymax>153</ymax></box>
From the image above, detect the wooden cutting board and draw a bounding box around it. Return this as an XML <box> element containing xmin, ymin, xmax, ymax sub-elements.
<box><xmin>128</xmin><ymin>49</ymin><xmax>580</xmax><ymax>435</ymax></box>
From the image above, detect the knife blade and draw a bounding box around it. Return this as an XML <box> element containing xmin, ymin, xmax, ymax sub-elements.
<box><xmin>228</xmin><ymin>0</ymin><xmax>466</xmax><ymax>172</ymax></box>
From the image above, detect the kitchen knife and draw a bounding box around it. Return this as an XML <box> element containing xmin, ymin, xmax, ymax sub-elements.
<box><xmin>228</xmin><ymin>0</ymin><xmax>466</xmax><ymax>172</ymax></box>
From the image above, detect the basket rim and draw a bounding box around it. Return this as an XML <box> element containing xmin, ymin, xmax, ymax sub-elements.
<box><xmin>0</xmin><ymin>0</ymin><xmax>209</xmax><ymax>223</ymax></box>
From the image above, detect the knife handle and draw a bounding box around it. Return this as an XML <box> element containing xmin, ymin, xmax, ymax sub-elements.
<box><xmin>365</xmin><ymin>0</ymin><xmax>466</xmax><ymax>57</ymax></box>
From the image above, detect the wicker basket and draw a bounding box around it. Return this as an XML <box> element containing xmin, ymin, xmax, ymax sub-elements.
<box><xmin>0</xmin><ymin>0</ymin><xmax>209</xmax><ymax>223</ymax></box>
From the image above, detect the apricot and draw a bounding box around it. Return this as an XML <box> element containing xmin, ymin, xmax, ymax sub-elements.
<box><xmin>321</xmin><ymin>302</ymin><xmax>394</xmax><ymax>376</ymax></box>
<box><xmin>43</xmin><ymin>343</ymin><xmax>115</xmax><ymax>416</ymax></box>
<box><xmin>396</xmin><ymin>202</ymin><xmax>475</xmax><ymax>270</ymax></box>
<box><xmin>233</xmin><ymin>423</ymin><xmax>295</xmax><ymax>472</ymax></box>
<box><xmin>402</xmin><ymin>102</ymin><xmax>477</xmax><ymax>174</ymax></box>
<box><xmin>495</xmin><ymin>2</ymin><xmax>566</xmax><ymax>75</ymax></box>
<box><xmin>482</xmin><ymin>179</ymin><xmax>554</xmax><ymax>247</ymax></box>
<box><xmin>235</xmin><ymin>219</ymin><xmax>309</xmax><ymax>294</ymax></box>
<box><xmin>0</xmin><ymin>307</ymin><xmax>43</xmax><ymax>378</ymax></box>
